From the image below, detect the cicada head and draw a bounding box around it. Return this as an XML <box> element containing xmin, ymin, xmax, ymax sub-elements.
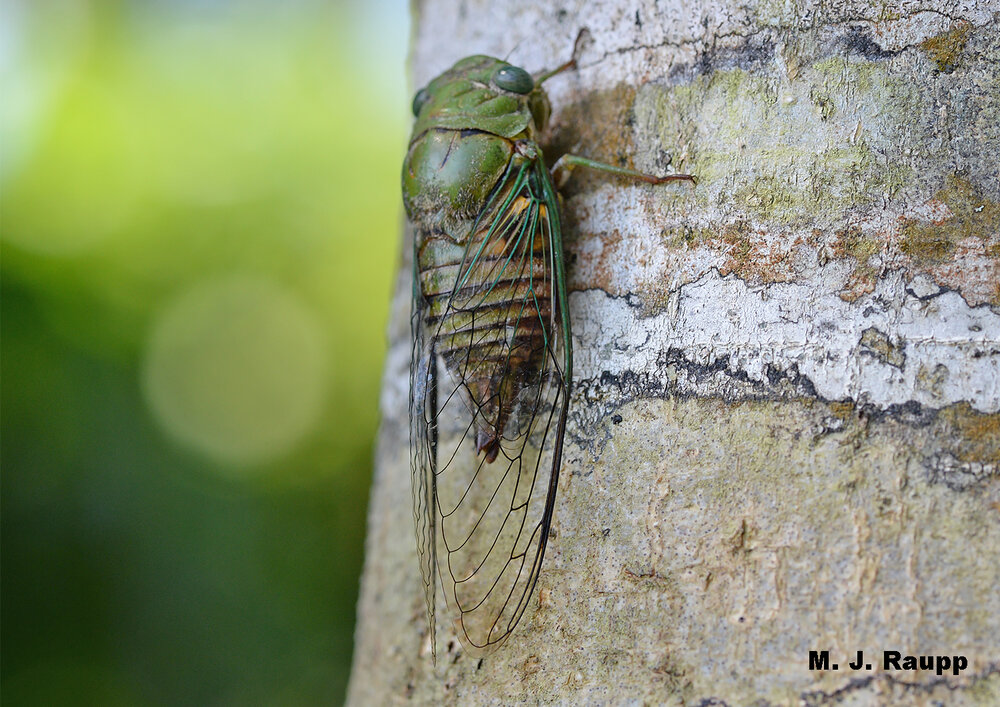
<box><xmin>409</xmin><ymin>56</ymin><xmax>552</xmax><ymax>140</ymax></box>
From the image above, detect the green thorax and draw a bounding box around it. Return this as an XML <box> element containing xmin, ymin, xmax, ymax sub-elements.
<box><xmin>410</xmin><ymin>56</ymin><xmax>551</xmax><ymax>141</ymax></box>
<box><xmin>403</xmin><ymin>56</ymin><xmax>552</xmax><ymax>234</ymax></box>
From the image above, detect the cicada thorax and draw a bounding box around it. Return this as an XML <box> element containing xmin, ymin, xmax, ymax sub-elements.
<box><xmin>415</xmin><ymin>155</ymin><xmax>553</xmax><ymax>464</ymax></box>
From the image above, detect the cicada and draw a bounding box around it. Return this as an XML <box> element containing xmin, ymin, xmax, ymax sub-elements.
<box><xmin>404</xmin><ymin>42</ymin><xmax>693</xmax><ymax>658</ymax></box>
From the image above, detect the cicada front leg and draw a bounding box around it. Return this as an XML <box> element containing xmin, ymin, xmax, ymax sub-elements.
<box><xmin>549</xmin><ymin>154</ymin><xmax>697</xmax><ymax>189</ymax></box>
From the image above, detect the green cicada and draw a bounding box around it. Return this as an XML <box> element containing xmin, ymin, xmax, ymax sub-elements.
<box><xmin>404</xmin><ymin>44</ymin><xmax>693</xmax><ymax>658</ymax></box>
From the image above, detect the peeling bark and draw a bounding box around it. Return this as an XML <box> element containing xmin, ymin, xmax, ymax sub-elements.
<box><xmin>348</xmin><ymin>1</ymin><xmax>1000</xmax><ymax>704</ymax></box>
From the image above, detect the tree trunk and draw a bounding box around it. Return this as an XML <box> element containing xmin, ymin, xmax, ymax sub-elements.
<box><xmin>348</xmin><ymin>1</ymin><xmax>1000</xmax><ymax>704</ymax></box>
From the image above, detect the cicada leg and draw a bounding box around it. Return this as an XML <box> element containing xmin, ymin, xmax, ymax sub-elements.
<box><xmin>549</xmin><ymin>153</ymin><xmax>697</xmax><ymax>189</ymax></box>
<box><xmin>534</xmin><ymin>29</ymin><xmax>590</xmax><ymax>84</ymax></box>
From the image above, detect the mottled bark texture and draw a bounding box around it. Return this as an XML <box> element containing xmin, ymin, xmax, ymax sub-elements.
<box><xmin>348</xmin><ymin>1</ymin><xmax>1000</xmax><ymax>704</ymax></box>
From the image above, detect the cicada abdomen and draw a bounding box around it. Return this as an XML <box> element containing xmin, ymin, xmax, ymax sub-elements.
<box><xmin>423</xmin><ymin>168</ymin><xmax>559</xmax><ymax>462</ymax></box>
<box><xmin>404</xmin><ymin>50</ymin><xmax>693</xmax><ymax>659</ymax></box>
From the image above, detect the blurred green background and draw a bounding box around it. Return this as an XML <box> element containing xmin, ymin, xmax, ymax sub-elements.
<box><xmin>1</xmin><ymin>0</ymin><xmax>408</xmax><ymax>703</ymax></box>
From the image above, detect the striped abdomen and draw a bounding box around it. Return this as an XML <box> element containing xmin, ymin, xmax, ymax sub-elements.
<box><xmin>417</xmin><ymin>195</ymin><xmax>552</xmax><ymax>462</ymax></box>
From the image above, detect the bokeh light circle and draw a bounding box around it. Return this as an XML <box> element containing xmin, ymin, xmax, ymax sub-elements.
<box><xmin>142</xmin><ymin>275</ymin><xmax>329</xmax><ymax>468</ymax></box>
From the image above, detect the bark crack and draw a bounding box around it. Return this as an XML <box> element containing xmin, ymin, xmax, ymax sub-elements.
<box><xmin>579</xmin><ymin>9</ymin><xmax>989</xmax><ymax>75</ymax></box>
<box><xmin>800</xmin><ymin>662</ymin><xmax>1000</xmax><ymax>705</ymax></box>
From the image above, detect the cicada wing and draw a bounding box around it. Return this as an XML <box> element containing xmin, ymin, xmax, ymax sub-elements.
<box><xmin>410</xmin><ymin>243</ymin><xmax>438</xmax><ymax>660</ymax></box>
<box><xmin>415</xmin><ymin>160</ymin><xmax>571</xmax><ymax>655</ymax></box>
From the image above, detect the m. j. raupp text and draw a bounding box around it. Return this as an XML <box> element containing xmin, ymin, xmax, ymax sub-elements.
<box><xmin>808</xmin><ymin>650</ymin><xmax>969</xmax><ymax>676</ymax></box>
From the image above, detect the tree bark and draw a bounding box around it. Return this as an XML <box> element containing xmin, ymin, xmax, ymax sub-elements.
<box><xmin>348</xmin><ymin>1</ymin><xmax>1000</xmax><ymax>704</ymax></box>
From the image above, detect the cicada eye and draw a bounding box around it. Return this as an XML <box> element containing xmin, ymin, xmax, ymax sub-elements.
<box><xmin>493</xmin><ymin>65</ymin><xmax>534</xmax><ymax>94</ymax></box>
<box><xmin>412</xmin><ymin>87</ymin><xmax>430</xmax><ymax>117</ymax></box>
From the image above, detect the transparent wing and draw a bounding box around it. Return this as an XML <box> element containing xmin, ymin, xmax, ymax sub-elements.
<box><xmin>410</xmin><ymin>158</ymin><xmax>571</xmax><ymax>656</ymax></box>
<box><xmin>410</xmin><ymin>243</ymin><xmax>438</xmax><ymax>659</ymax></box>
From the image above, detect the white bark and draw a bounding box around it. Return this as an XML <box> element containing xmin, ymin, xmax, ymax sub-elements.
<box><xmin>348</xmin><ymin>1</ymin><xmax>1000</xmax><ymax>704</ymax></box>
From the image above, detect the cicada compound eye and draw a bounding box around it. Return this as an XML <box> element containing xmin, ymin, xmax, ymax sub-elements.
<box><xmin>493</xmin><ymin>65</ymin><xmax>534</xmax><ymax>94</ymax></box>
<box><xmin>412</xmin><ymin>87</ymin><xmax>430</xmax><ymax>117</ymax></box>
